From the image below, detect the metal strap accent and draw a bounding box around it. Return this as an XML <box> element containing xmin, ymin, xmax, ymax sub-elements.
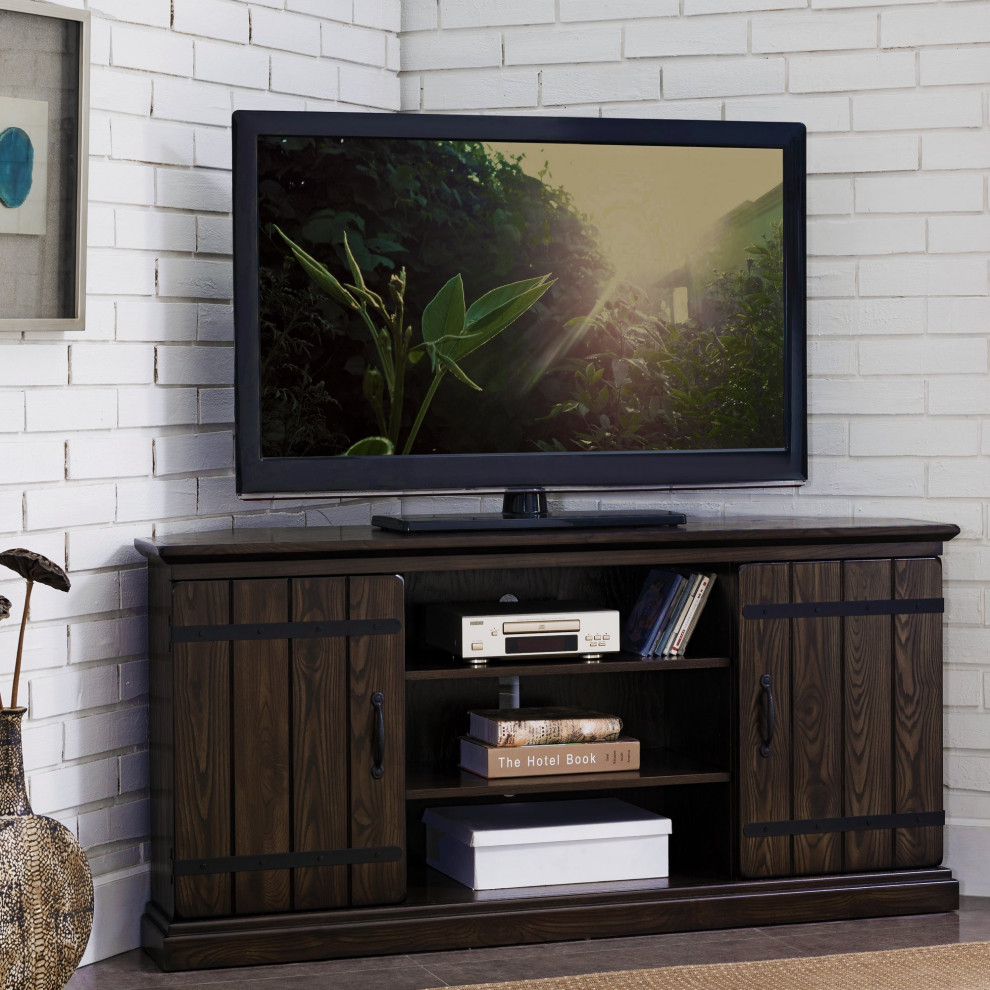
<box><xmin>743</xmin><ymin>810</ymin><xmax>945</xmax><ymax>838</ymax></box>
<box><xmin>171</xmin><ymin>618</ymin><xmax>401</xmax><ymax>644</ymax></box>
<box><xmin>742</xmin><ymin>598</ymin><xmax>943</xmax><ymax>621</ymax></box>
<box><xmin>173</xmin><ymin>845</ymin><xmax>403</xmax><ymax>877</ymax></box>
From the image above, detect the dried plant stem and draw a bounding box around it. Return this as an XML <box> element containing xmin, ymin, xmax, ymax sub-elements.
<box><xmin>10</xmin><ymin>580</ymin><xmax>33</xmax><ymax>710</ymax></box>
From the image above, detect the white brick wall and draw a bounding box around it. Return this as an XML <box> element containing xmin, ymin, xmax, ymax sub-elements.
<box><xmin>0</xmin><ymin>0</ymin><xmax>398</xmax><ymax>966</ymax></box>
<box><xmin>4</xmin><ymin>0</ymin><xmax>990</xmax><ymax>970</ymax></box>
<box><xmin>249</xmin><ymin>7</ymin><xmax>323</xmax><ymax>56</ymax></box>
<box><xmin>399</xmin><ymin>0</ymin><xmax>990</xmax><ymax>900</ymax></box>
<box><xmin>789</xmin><ymin>51</ymin><xmax>915</xmax><ymax>92</ymax></box>
<box><xmin>271</xmin><ymin>52</ymin><xmax>340</xmax><ymax>100</ymax></box>
<box><xmin>173</xmin><ymin>0</ymin><xmax>250</xmax><ymax>44</ymax></box>
<box><xmin>111</xmin><ymin>118</ymin><xmax>196</xmax><ymax>167</ymax></box>
<box><xmin>807</xmin><ymin>133</ymin><xmax>917</xmax><ymax>175</ymax></box>
<box><xmin>627</xmin><ymin>18</ymin><xmax>748</xmax><ymax>59</ymax></box>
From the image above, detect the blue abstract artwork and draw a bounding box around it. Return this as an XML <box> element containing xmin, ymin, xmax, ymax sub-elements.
<box><xmin>0</xmin><ymin>126</ymin><xmax>34</xmax><ymax>209</ymax></box>
<box><xmin>0</xmin><ymin>98</ymin><xmax>48</xmax><ymax>235</ymax></box>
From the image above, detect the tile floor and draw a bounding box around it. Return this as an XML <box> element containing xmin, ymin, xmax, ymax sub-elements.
<box><xmin>66</xmin><ymin>897</ymin><xmax>990</xmax><ymax>990</ymax></box>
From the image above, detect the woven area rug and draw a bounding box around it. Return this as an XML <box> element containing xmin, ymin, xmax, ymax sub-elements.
<box><xmin>430</xmin><ymin>940</ymin><xmax>990</xmax><ymax>990</ymax></box>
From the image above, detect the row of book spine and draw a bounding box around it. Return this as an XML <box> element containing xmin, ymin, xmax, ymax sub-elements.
<box><xmin>620</xmin><ymin>568</ymin><xmax>717</xmax><ymax>657</ymax></box>
<box><xmin>459</xmin><ymin>706</ymin><xmax>640</xmax><ymax>780</ymax></box>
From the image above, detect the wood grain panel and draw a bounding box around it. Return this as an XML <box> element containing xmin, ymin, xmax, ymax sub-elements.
<box><xmin>893</xmin><ymin>558</ymin><xmax>943</xmax><ymax>868</ymax></box>
<box><xmin>291</xmin><ymin>577</ymin><xmax>349</xmax><ymax>910</ymax></box>
<box><xmin>147</xmin><ymin>517</ymin><xmax>959</xmax><ymax>565</ymax></box>
<box><xmin>144</xmin><ymin>869</ymin><xmax>959</xmax><ymax>972</ymax></box>
<box><xmin>232</xmin><ymin>579</ymin><xmax>291</xmax><ymax>914</ymax></box>
<box><xmin>149</xmin><ymin>562</ymin><xmax>175</xmax><ymax>919</ymax></box>
<box><xmin>172</xmin><ymin>580</ymin><xmax>231</xmax><ymax>918</ymax></box>
<box><xmin>843</xmin><ymin>559</ymin><xmax>893</xmax><ymax>871</ymax></box>
<box><xmin>738</xmin><ymin>563</ymin><xmax>792</xmax><ymax>879</ymax></box>
<box><xmin>348</xmin><ymin>575</ymin><xmax>406</xmax><ymax>907</ymax></box>
<box><xmin>790</xmin><ymin>562</ymin><xmax>842</xmax><ymax>875</ymax></box>
<box><xmin>170</xmin><ymin>540</ymin><xmax>951</xmax><ymax>584</ymax></box>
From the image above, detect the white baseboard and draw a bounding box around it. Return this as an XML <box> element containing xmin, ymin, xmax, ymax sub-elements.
<box><xmin>78</xmin><ymin>867</ymin><xmax>150</xmax><ymax>968</ymax></box>
<box><xmin>944</xmin><ymin>823</ymin><xmax>990</xmax><ymax>898</ymax></box>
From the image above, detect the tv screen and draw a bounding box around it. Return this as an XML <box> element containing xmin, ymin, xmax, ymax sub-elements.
<box><xmin>233</xmin><ymin>112</ymin><xmax>806</xmax><ymax>502</ymax></box>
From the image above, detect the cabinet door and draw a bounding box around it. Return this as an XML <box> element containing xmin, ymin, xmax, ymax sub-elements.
<box><xmin>171</xmin><ymin>574</ymin><xmax>405</xmax><ymax>918</ymax></box>
<box><xmin>738</xmin><ymin>558</ymin><xmax>943</xmax><ymax>879</ymax></box>
<box><xmin>172</xmin><ymin>580</ymin><xmax>232</xmax><ymax>918</ymax></box>
<box><xmin>738</xmin><ymin>563</ymin><xmax>792</xmax><ymax>879</ymax></box>
<box><xmin>291</xmin><ymin>576</ymin><xmax>349</xmax><ymax>911</ymax></box>
<box><xmin>348</xmin><ymin>576</ymin><xmax>406</xmax><ymax>907</ymax></box>
<box><xmin>893</xmin><ymin>558</ymin><xmax>944</xmax><ymax>869</ymax></box>
<box><xmin>232</xmin><ymin>578</ymin><xmax>292</xmax><ymax>914</ymax></box>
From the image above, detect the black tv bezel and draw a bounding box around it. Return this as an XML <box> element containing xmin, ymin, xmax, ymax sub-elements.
<box><xmin>233</xmin><ymin>110</ymin><xmax>807</xmax><ymax>498</ymax></box>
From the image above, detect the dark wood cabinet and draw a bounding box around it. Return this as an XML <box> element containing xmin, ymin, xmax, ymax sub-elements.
<box><xmin>138</xmin><ymin>518</ymin><xmax>959</xmax><ymax>972</ymax></box>
<box><xmin>154</xmin><ymin>573</ymin><xmax>405</xmax><ymax>924</ymax></box>
<box><xmin>737</xmin><ymin>557</ymin><xmax>944</xmax><ymax>879</ymax></box>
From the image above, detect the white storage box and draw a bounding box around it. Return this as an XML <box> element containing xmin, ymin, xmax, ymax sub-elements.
<box><xmin>422</xmin><ymin>798</ymin><xmax>671</xmax><ymax>890</ymax></box>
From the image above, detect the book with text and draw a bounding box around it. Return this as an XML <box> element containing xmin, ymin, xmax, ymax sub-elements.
<box><xmin>652</xmin><ymin>574</ymin><xmax>699</xmax><ymax>655</ymax></box>
<box><xmin>467</xmin><ymin>706</ymin><xmax>623</xmax><ymax>747</ymax></box>
<box><xmin>667</xmin><ymin>573</ymin><xmax>717</xmax><ymax>656</ymax></box>
<box><xmin>459</xmin><ymin>735</ymin><xmax>641</xmax><ymax>779</ymax></box>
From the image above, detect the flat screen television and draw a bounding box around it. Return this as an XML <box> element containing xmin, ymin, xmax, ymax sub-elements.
<box><xmin>232</xmin><ymin>111</ymin><xmax>806</xmax><ymax>530</ymax></box>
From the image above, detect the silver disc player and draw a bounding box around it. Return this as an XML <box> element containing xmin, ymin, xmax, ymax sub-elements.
<box><xmin>424</xmin><ymin>601</ymin><xmax>621</xmax><ymax>662</ymax></box>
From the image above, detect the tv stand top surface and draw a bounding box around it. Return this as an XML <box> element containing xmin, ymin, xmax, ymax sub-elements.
<box><xmin>136</xmin><ymin>516</ymin><xmax>960</xmax><ymax>566</ymax></box>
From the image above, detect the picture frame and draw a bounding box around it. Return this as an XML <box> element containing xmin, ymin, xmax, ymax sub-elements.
<box><xmin>0</xmin><ymin>0</ymin><xmax>89</xmax><ymax>332</ymax></box>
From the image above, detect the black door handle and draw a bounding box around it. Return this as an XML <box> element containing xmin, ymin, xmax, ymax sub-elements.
<box><xmin>371</xmin><ymin>691</ymin><xmax>385</xmax><ymax>779</ymax></box>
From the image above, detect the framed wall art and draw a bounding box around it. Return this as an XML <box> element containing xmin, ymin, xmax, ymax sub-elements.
<box><xmin>0</xmin><ymin>0</ymin><xmax>89</xmax><ymax>332</ymax></box>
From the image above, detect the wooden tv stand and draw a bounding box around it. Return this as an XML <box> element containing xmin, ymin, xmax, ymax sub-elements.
<box><xmin>137</xmin><ymin>517</ymin><xmax>959</xmax><ymax>972</ymax></box>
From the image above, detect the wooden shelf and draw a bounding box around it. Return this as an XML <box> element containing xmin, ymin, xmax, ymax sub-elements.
<box><xmin>396</xmin><ymin>864</ymin><xmax>955</xmax><ymax>911</ymax></box>
<box><xmin>405</xmin><ymin>653</ymin><xmax>731</xmax><ymax>680</ymax></box>
<box><xmin>402</xmin><ymin>864</ymin><xmax>727</xmax><ymax>908</ymax></box>
<box><xmin>406</xmin><ymin>748</ymin><xmax>729</xmax><ymax>800</ymax></box>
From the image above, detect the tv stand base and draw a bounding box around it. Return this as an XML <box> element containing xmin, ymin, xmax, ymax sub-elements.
<box><xmin>141</xmin><ymin>867</ymin><xmax>958</xmax><ymax>972</ymax></box>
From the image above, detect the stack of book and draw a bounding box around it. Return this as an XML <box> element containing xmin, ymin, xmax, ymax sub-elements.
<box><xmin>621</xmin><ymin>569</ymin><xmax>717</xmax><ymax>657</ymax></box>
<box><xmin>458</xmin><ymin>706</ymin><xmax>640</xmax><ymax>779</ymax></box>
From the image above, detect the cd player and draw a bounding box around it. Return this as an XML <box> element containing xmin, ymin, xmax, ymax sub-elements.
<box><xmin>424</xmin><ymin>601</ymin><xmax>621</xmax><ymax>662</ymax></box>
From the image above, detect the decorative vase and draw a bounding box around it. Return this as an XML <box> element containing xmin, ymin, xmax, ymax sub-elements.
<box><xmin>0</xmin><ymin>708</ymin><xmax>93</xmax><ymax>990</ymax></box>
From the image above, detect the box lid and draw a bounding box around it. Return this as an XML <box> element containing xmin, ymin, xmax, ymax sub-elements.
<box><xmin>422</xmin><ymin>798</ymin><xmax>671</xmax><ymax>847</ymax></box>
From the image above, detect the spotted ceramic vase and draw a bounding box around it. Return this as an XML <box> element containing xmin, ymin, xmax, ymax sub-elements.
<box><xmin>0</xmin><ymin>708</ymin><xmax>93</xmax><ymax>990</ymax></box>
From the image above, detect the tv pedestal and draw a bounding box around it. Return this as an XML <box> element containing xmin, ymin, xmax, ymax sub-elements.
<box><xmin>372</xmin><ymin>488</ymin><xmax>687</xmax><ymax>532</ymax></box>
<box><xmin>137</xmin><ymin>516</ymin><xmax>959</xmax><ymax>972</ymax></box>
